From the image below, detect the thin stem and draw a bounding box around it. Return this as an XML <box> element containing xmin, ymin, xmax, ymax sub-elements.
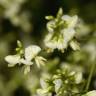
<box><xmin>85</xmin><ymin>63</ymin><xmax>95</xmax><ymax>92</ymax></box>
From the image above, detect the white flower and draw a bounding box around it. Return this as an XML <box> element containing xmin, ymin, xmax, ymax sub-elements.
<box><xmin>20</xmin><ymin>45</ymin><xmax>46</xmax><ymax>69</ymax></box>
<box><xmin>44</xmin><ymin>28</ymin><xmax>76</xmax><ymax>52</ymax></box>
<box><xmin>5</xmin><ymin>44</ymin><xmax>46</xmax><ymax>74</ymax></box>
<box><xmin>5</xmin><ymin>55</ymin><xmax>21</xmax><ymax>67</ymax></box>
<box><xmin>19</xmin><ymin>45</ymin><xmax>40</xmax><ymax>74</ymax></box>
<box><xmin>62</xmin><ymin>15</ymin><xmax>78</xmax><ymax>28</ymax></box>
<box><xmin>46</xmin><ymin>15</ymin><xmax>78</xmax><ymax>33</ymax></box>
<box><xmin>20</xmin><ymin>45</ymin><xmax>41</xmax><ymax>65</ymax></box>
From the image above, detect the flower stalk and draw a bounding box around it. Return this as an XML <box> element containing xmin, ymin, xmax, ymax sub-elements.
<box><xmin>85</xmin><ymin>63</ymin><xmax>96</xmax><ymax>92</ymax></box>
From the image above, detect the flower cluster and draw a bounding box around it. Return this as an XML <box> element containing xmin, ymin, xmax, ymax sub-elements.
<box><xmin>44</xmin><ymin>8</ymin><xmax>80</xmax><ymax>52</ymax></box>
<box><xmin>5</xmin><ymin>41</ymin><xmax>46</xmax><ymax>74</ymax></box>
<box><xmin>37</xmin><ymin>67</ymin><xmax>83</xmax><ymax>96</ymax></box>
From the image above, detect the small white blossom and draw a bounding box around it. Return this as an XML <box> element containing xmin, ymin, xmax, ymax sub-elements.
<box><xmin>25</xmin><ymin>45</ymin><xmax>41</xmax><ymax>61</ymax></box>
<box><xmin>44</xmin><ymin>8</ymin><xmax>79</xmax><ymax>52</ymax></box>
<box><xmin>19</xmin><ymin>45</ymin><xmax>39</xmax><ymax>66</ymax></box>
<box><xmin>5</xmin><ymin>44</ymin><xmax>46</xmax><ymax>74</ymax></box>
<box><xmin>20</xmin><ymin>45</ymin><xmax>46</xmax><ymax>73</ymax></box>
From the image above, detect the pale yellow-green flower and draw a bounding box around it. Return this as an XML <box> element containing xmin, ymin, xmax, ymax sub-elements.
<box><xmin>20</xmin><ymin>45</ymin><xmax>46</xmax><ymax>74</ymax></box>
<box><xmin>44</xmin><ymin>8</ymin><xmax>79</xmax><ymax>52</ymax></box>
<box><xmin>44</xmin><ymin>28</ymin><xmax>76</xmax><ymax>52</ymax></box>
<box><xmin>5</xmin><ymin>44</ymin><xmax>46</xmax><ymax>74</ymax></box>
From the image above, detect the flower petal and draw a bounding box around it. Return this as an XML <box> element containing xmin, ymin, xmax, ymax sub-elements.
<box><xmin>35</xmin><ymin>56</ymin><xmax>46</xmax><ymax>68</ymax></box>
<box><xmin>25</xmin><ymin>45</ymin><xmax>41</xmax><ymax>61</ymax></box>
<box><xmin>5</xmin><ymin>55</ymin><xmax>20</xmax><ymax>65</ymax></box>
<box><xmin>63</xmin><ymin>28</ymin><xmax>75</xmax><ymax>43</ymax></box>
<box><xmin>62</xmin><ymin>15</ymin><xmax>78</xmax><ymax>28</ymax></box>
<box><xmin>47</xmin><ymin>20</ymin><xmax>55</xmax><ymax>32</ymax></box>
<box><xmin>53</xmin><ymin>79</ymin><xmax>62</xmax><ymax>93</ymax></box>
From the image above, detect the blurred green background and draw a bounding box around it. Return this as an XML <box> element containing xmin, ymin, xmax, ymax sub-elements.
<box><xmin>0</xmin><ymin>0</ymin><xmax>96</xmax><ymax>96</ymax></box>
